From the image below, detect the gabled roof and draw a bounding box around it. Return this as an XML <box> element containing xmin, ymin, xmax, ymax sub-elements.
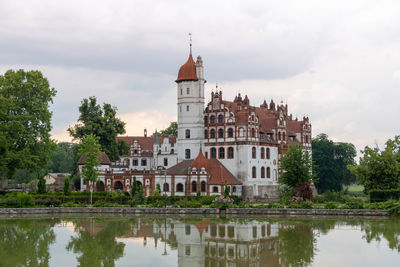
<box><xmin>78</xmin><ymin>152</ymin><xmax>111</xmax><ymax>165</ymax></box>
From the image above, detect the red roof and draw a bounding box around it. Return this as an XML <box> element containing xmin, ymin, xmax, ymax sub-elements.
<box><xmin>116</xmin><ymin>136</ymin><xmax>177</xmax><ymax>156</ymax></box>
<box><xmin>78</xmin><ymin>152</ymin><xmax>111</xmax><ymax>165</ymax></box>
<box><xmin>190</xmin><ymin>150</ymin><xmax>210</xmax><ymax>170</ymax></box>
<box><xmin>176</xmin><ymin>54</ymin><xmax>198</xmax><ymax>82</ymax></box>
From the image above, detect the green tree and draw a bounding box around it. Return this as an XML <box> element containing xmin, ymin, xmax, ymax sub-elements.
<box><xmin>37</xmin><ymin>174</ymin><xmax>47</xmax><ymax>194</ymax></box>
<box><xmin>224</xmin><ymin>181</ymin><xmax>230</xmax><ymax>197</ymax></box>
<box><xmin>312</xmin><ymin>134</ymin><xmax>356</xmax><ymax>193</ymax></box>
<box><xmin>280</xmin><ymin>144</ymin><xmax>314</xmax><ymax>189</ymax></box>
<box><xmin>68</xmin><ymin>96</ymin><xmax>127</xmax><ymax>161</ymax></box>
<box><xmin>131</xmin><ymin>176</ymin><xmax>137</xmax><ymax>197</ymax></box>
<box><xmin>64</xmin><ymin>176</ymin><xmax>71</xmax><ymax>195</ymax></box>
<box><xmin>79</xmin><ymin>134</ymin><xmax>101</xmax><ymax>205</ymax></box>
<box><xmin>46</xmin><ymin>142</ymin><xmax>77</xmax><ymax>173</ymax></box>
<box><xmin>159</xmin><ymin>122</ymin><xmax>178</xmax><ymax>136</ymax></box>
<box><xmin>349</xmin><ymin>136</ymin><xmax>400</xmax><ymax>193</ymax></box>
<box><xmin>0</xmin><ymin>70</ymin><xmax>57</xmax><ymax>187</ymax></box>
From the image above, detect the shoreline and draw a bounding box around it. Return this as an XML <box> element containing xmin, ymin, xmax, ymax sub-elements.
<box><xmin>0</xmin><ymin>207</ymin><xmax>391</xmax><ymax>216</ymax></box>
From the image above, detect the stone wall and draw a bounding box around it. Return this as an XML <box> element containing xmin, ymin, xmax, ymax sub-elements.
<box><xmin>0</xmin><ymin>207</ymin><xmax>391</xmax><ymax>216</ymax></box>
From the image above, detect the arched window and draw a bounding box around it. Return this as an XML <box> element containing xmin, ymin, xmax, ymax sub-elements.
<box><xmin>252</xmin><ymin>147</ymin><xmax>256</xmax><ymax>159</ymax></box>
<box><xmin>219</xmin><ymin>147</ymin><xmax>225</xmax><ymax>159</ymax></box>
<box><xmin>267</xmin><ymin>167</ymin><xmax>271</xmax><ymax>178</ymax></box>
<box><xmin>185</xmin><ymin>149</ymin><xmax>191</xmax><ymax>159</ymax></box>
<box><xmin>251</xmin><ymin>128</ymin><xmax>255</xmax><ymax>137</ymax></box>
<box><xmin>228</xmin><ymin>147</ymin><xmax>234</xmax><ymax>159</ymax></box>
<box><xmin>163</xmin><ymin>183</ymin><xmax>169</xmax><ymax>192</ymax></box>
<box><xmin>210</xmin><ymin>129</ymin><xmax>216</xmax><ymax>138</ymax></box>
<box><xmin>266</xmin><ymin>148</ymin><xmax>270</xmax><ymax>159</ymax></box>
<box><xmin>171</xmin><ymin>149</ymin><xmax>174</xmax><ymax>154</ymax></box>
<box><xmin>278</xmin><ymin>132</ymin><xmax>281</xmax><ymax>140</ymax></box>
<box><xmin>218</xmin><ymin>114</ymin><xmax>224</xmax><ymax>123</ymax></box>
<box><xmin>204</xmin><ymin>130</ymin><xmax>208</xmax><ymax>138</ymax></box>
<box><xmin>192</xmin><ymin>181</ymin><xmax>197</xmax><ymax>192</ymax></box>
<box><xmin>306</xmin><ymin>135</ymin><xmax>309</xmax><ymax>143</ymax></box>
<box><xmin>186</xmin><ymin>105</ymin><xmax>190</xmax><ymax>111</ymax></box>
<box><xmin>96</xmin><ymin>181</ymin><xmax>105</xmax><ymax>192</ymax></box>
<box><xmin>261</xmin><ymin>167</ymin><xmax>265</xmax><ymax>178</ymax></box>
<box><xmin>252</xmin><ymin>167</ymin><xmax>256</xmax><ymax>178</ymax></box>
<box><xmin>204</xmin><ymin>116</ymin><xmax>208</xmax><ymax>125</ymax></box>
<box><xmin>228</xmin><ymin>128</ymin><xmax>234</xmax><ymax>138</ymax></box>
<box><xmin>283</xmin><ymin>132</ymin><xmax>286</xmax><ymax>141</ymax></box>
<box><xmin>211</xmin><ymin>148</ymin><xmax>217</xmax><ymax>159</ymax></box>
<box><xmin>201</xmin><ymin>181</ymin><xmax>206</xmax><ymax>192</ymax></box>
<box><xmin>185</xmin><ymin>129</ymin><xmax>190</xmax><ymax>139</ymax></box>
<box><xmin>261</xmin><ymin>147</ymin><xmax>265</xmax><ymax>159</ymax></box>
<box><xmin>213</xmin><ymin>186</ymin><xmax>218</xmax><ymax>193</ymax></box>
<box><xmin>186</xmin><ymin>87</ymin><xmax>190</xmax><ymax>94</ymax></box>
<box><xmin>232</xmin><ymin>186</ymin><xmax>236</xmax><ymax>193</ymax></box>
<box><xmin>164</xmin><ymin>158</ymin><xmax>168</xmax><ymax>166</ymax></box>
<box><xmin>176</xmin><ymin>183</ymin><xmax>183</xmax><ymax>192</ymax></box>
<box><xmin>218</xmin><ymin>129</ymin><xmax>224</xmax><ymax>138</ymax></box>
<box><xmin>210</xmin><ymin>115</ymin><xmax>215</xmax><ymax>123</ymax></box>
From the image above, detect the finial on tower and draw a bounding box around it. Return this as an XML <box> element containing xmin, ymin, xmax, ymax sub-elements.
<box><xmin>189</xmin><ymin>33</ymin><xmax>192</xmax><ymax>55</ymax></box>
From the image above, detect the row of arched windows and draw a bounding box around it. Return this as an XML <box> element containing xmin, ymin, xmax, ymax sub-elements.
<box><xmin>163</xmin><ymin>181</ymin><xmax>207</xmax><ymax>192</ymax></box>
<box><xmin>210</xmin><ymin>147</ymin><xmax>234</xmax><ymax>159</ymax></box>
<box><xmin>204</xmin><ymin>114</ymin><xmax>224</xmax><ymax>125</ymax></box>
<box><xmin>205</xmin><ymin>128</ymin><xmax>234</xmax><ymax>139</ymax></box>
<box><xmin>278</xmin><ymin>131</ymin><xmax>286</xmax><ymax>141</ymax></box>
<box><xmin>252</xmin><ymin>166</ymin><xmax>271</xmax><ymax>178</ymax></box>
<box><xmin>252</xmin><ymin>147</ymin><xmax>271</xmax><ymax>159</ymax></box>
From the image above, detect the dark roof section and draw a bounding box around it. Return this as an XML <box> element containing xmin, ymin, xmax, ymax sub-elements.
<box><xmin>78</xmin><ymin>152</ymin><xmax>111</xmax><ymax>165</ymax></box>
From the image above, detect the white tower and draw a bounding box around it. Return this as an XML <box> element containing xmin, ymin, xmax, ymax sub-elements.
<box><xmin>176</xmin><ymin>40</ymin><xmax>205</xmax><ymax>161</ymax></box>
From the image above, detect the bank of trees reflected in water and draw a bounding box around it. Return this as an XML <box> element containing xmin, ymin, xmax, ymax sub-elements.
<box><xmin>0</xmin><ymin>216</ymin><xmax>399</xmax><ymax>267</ymax></box>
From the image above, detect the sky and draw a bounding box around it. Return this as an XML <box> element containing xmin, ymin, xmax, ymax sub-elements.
<box><xmin>1</xmin><ymin>0</ymin><xmax>399</xmax><ymax>156</ymax></box>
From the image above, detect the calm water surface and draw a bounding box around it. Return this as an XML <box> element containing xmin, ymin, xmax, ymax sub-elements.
<box><xmin>0</xmin><ymin>214</ymin><xmax>399</xmax><ymax>267</ymax></box>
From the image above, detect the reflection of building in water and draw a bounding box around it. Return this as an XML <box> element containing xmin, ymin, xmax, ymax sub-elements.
<box><xmin>128</xmin><ymin>218</ymin><xmax>281</xmax><ymax>267</ymax></box>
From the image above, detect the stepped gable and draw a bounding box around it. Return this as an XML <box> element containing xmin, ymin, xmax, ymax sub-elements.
<box><xmin>116</xmin><ymin>136</ymin><xmax>177</xmax><ymax>156</ymax></box>
<box><xmin>78</xmin><ymin>151</ymin><xmax>111</xmax><ymax>165</ymax></box>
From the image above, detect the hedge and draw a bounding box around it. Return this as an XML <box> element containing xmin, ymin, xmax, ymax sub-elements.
<box><xmin>369</xmin><ymin>189</ymin><xmax>400</xmax><ymax>202</ymax></box>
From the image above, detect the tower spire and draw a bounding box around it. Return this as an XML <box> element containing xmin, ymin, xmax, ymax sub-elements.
<box><xmin>189</xmin><ymin>32</ymin><xmax>192</xmax><ymax>55</ymax></box>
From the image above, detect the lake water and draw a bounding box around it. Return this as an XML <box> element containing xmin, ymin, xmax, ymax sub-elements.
<box><xmin>0</xmin><ymin>214</ymin><xmax>399</xmax><ymax>267</ymax></box>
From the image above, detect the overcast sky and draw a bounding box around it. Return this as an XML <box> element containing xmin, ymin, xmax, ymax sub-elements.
<box><xmin>1</xmin><ymin>0</ymin><xmax>399</xmax><ymax>155</ymax></box>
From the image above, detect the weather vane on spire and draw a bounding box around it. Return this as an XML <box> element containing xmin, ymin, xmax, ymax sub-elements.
<box><xmin>189</xmin><ymin>32</ymin><xmax>192</xmax><ymax>54</ymax></box>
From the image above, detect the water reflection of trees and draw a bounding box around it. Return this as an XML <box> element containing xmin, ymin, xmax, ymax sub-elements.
<box><xmin>66</xmin><ymin>219</ymin><xmax>132</xmax><ymax>267</ymax></box>
<box><xmin>0</xmin><ymin>218</ymin><xmax>58</xmax><ymax>267</ymax></box>
<box><xmin>361</xmin><ymin>219</ymin><xmax>400</xmax><ymax>252</ymax></box>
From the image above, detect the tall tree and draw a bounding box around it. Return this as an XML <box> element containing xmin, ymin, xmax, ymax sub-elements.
<box><xmin>46</xmin><ymin>142</ymin><xmax>77</xmax><ymax>173</ymax></box>
<box><xmin>0</xmin><ymin>70</ymin><xmax>56</xmax><ymax>187</ymax></box>
<box><xmin>349</xmin><ymin>136</ymin><xmax>400</xmax><ymax>193</ymax></box>
<box><xmin>280</xmin><ymin>144</ymin><xmax>314</xmax><ymax>189</ymax></box>
<box><xmin>79</xmin><ymin>134</ymin><xmax>101</xmax><ymax>205</ymax></box>
<box><xmin>68</xmin><ymin>96</ymin><xmax>127</xmax><ymax>161</ymax></box>
<box><xmin>159</xmin><ymin>122</ymin><xmax>178</xmax><ymax>136</ymax></box>
<box><xmin>312</xmin><ymin>134</ymin><xmax>356</xmax><ymax>193</ymax></box>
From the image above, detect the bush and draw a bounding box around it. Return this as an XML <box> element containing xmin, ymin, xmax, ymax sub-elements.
<box><xmin>3</xmin><ymin>192</ymin><xmax>34</xmax><ymax>208</ymax></box>
<box><xmin>324</xmin><ymin>202</ymin><xmax>338</xmax><ymax>209</ymax></box>
<box><xmin>60</xmin><ymin>202</ymin><xmax>76</xmax><ymax>207</ymax></box>
<box><xmin>313</xmin><ymin>191</ymin><xmax>351</xmax><ymax>203</ymax></box>
<box><xmin>345</xmin><ymin>199</ymin><xmax>364</xmax><ymax>209</ymax></box>
<box><xmin>369</xmin><ymin>189</ymin><xmax>400</xmax><ymax>202</ymax></box>
<box><xmin>300</xmin><ymin>201</ymin><xmax>313</xmax><ymax>209</ymax></box>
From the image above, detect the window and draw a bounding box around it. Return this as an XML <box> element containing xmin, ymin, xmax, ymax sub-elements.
<box><xmin>210</xmin><ymin>115</ymin><xmax>215</xmax><ymax>123</ymax></box>
<box><xmin>192</xmin><ymin>181</ymin><xmax>197</xmax><ymax>192</ymax></box>
<box><xmin>261</xmin><ymin>167</ymin><xmax>265</xmax><ymax>178</ymax></box>
<box><xmin>211</xmin><ymin>148</ymin><xmax>217</xmax><ymax>159</ymax></box>
<box><xmin>176</xmin><ymin>183</ymin><xmax>183</xmax><ymax>192</ymax></box>
<box><xmin>185</xmin><ymin>245</ymin><xmax>191</xmax><ymax>256</ymax></box>
<box><xmin>204</xmin><ymin>116</ymin><xmax>208</xmax><ymax>125</ymax></box>
<box><xmin>267</xmin><ymin>167</ymin><xmax>271</xmax><ymax>178</ymax></box>
<box><xmin>266</xmin><ymin>148</ymin><xmax>270</xmax><ymax>159</ymax></box>
<box><xmin>262</xmin><ymin>225</ymin><xmax>266</xmax><ymax>237</ymax></box>
<box><xmin>204</xmin><ymin>130</ymin><xmax>208</xmax><ymax>138</ymax></box>
<box><xmin>219</xmin><ymin>147</ymin><xmax>225</xmax><ymax>159</ymax></box>
<box><xmin>213</xmin><ymin>186</ymin><xmax>218</xmax><ymax>193</ymax></box>
<box><xmin>141</xmin><ymin>159</ymin><xmax>147</xmax><ymax>166</ymax></box>
<box><xmin>164</xmin><ymin>158</ymin><xmax>168</xmax><ymax>166</ymax></box>
<box><xmin>201</xmin><ymin>181</ymin><xmax>206</xmax><ymax>192</ymax></box>
<box><xmin>163</xmin><ymin>183</ymin><xmax>169</xmax><ymax>192</ymax></box>
<box><xmin>185</xmin><ymin>129</ymin><xmax>190</xmax><ymax>139</ymax></box>
<box><xmin>186</xmin><ymin>87</ymin><xmax>190</xmax><ymax>94</ymax></box>
<box><xmin>185</xmin><ymin>225</ymin><xmax>191</xmax><ymax>235</ymax></box>
<box><xmin>232</xmin><ymin>186</ymin><xmax>236</xmax><ymax>192</ymax></box>
<box><xmin>180</xmin><ymin>88</ymin><xmax>183</xmax><ymax>95</ymax></box>
<box><xmin>133</xmin><ymin>159</ymin><xmax>138</xmax><ymax>166</ymax></box>
<box><xmin>210</xmin><ymin>129</ymin><xmax>215</xmax><ymax>138</ymax></box>
<box><xmin>306</xmin><ymin>135</ymin><xmax>309</xmax><ymax>143</ymax></box>
<box><xmin>186</xmin><ymin>105</ymin><xmax>189</xmax><ymax>111</ymax></box>
<box><xmin>218</xmin><ymin>128</ymin><xmax>224</xmax><ymax>138</ymax></box>
<box><xmin>283</xmin><ymin>132</ymin><xmax>286</xmax><ymax>141</ymax></box>
<box><xmin>228</xmin><ymin>128</ymin><xmax>233</xmax><ymax>138</ymax></box>
<box><xmin>219</xmin><ymin>225</ymin><xmax>225</xmax><ymax>237</ymax></box>
<box><xmin>252</xmin><ymin>147</ymin><xmax>256</xmax><ymax>158</ymax></box>
<box><xmin>228</xmin><ymin>147</ymin><xmax>234</xmax><ymax>159</ymax></box>
<box><xmin>228</xmin><ymin>226</ymin><xmax>235</xmax><ymax>238</ymax></box>
<box><xmin>278</xmin><ymin>132</ymin><xmax>281</xmax><ymax>140</ymax></box>
<box><xmin>185</xmin><ymin>149</ymin><xmax>191</xmax><ymax>159</ymax></box>
<box><xmin>218</xmin><ymin>114</ymin><xmax>223</xmax><ymax>123</ymax></box>
<box><xmin>252</xmin><ymin>166</ymin><xmax>256</xmax><ymax>178</ymax></box>
<box><xmin>251</xmin><ymin>128</ymin><xmax>255</xmax><ymax>137</ymax></box>
<box><xmin>261</xmin><ymin>147</ymin><xmax>265</xmax><ymax>159</ymax></box>
<box><xmin>253</xmin><ymin>226</ymin><xmax>257</xmax><ymax>238</ymax></box>
<box><xmin>171</xmin><ymin>149</ymin><xmax>174</xmax><ymax>154</ymax></box>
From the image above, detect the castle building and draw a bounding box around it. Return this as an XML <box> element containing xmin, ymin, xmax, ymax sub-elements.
<box><xmin>79</xmin><ymin>47</ymin><xmax>311</xmax><ymax>199</ymax></box>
